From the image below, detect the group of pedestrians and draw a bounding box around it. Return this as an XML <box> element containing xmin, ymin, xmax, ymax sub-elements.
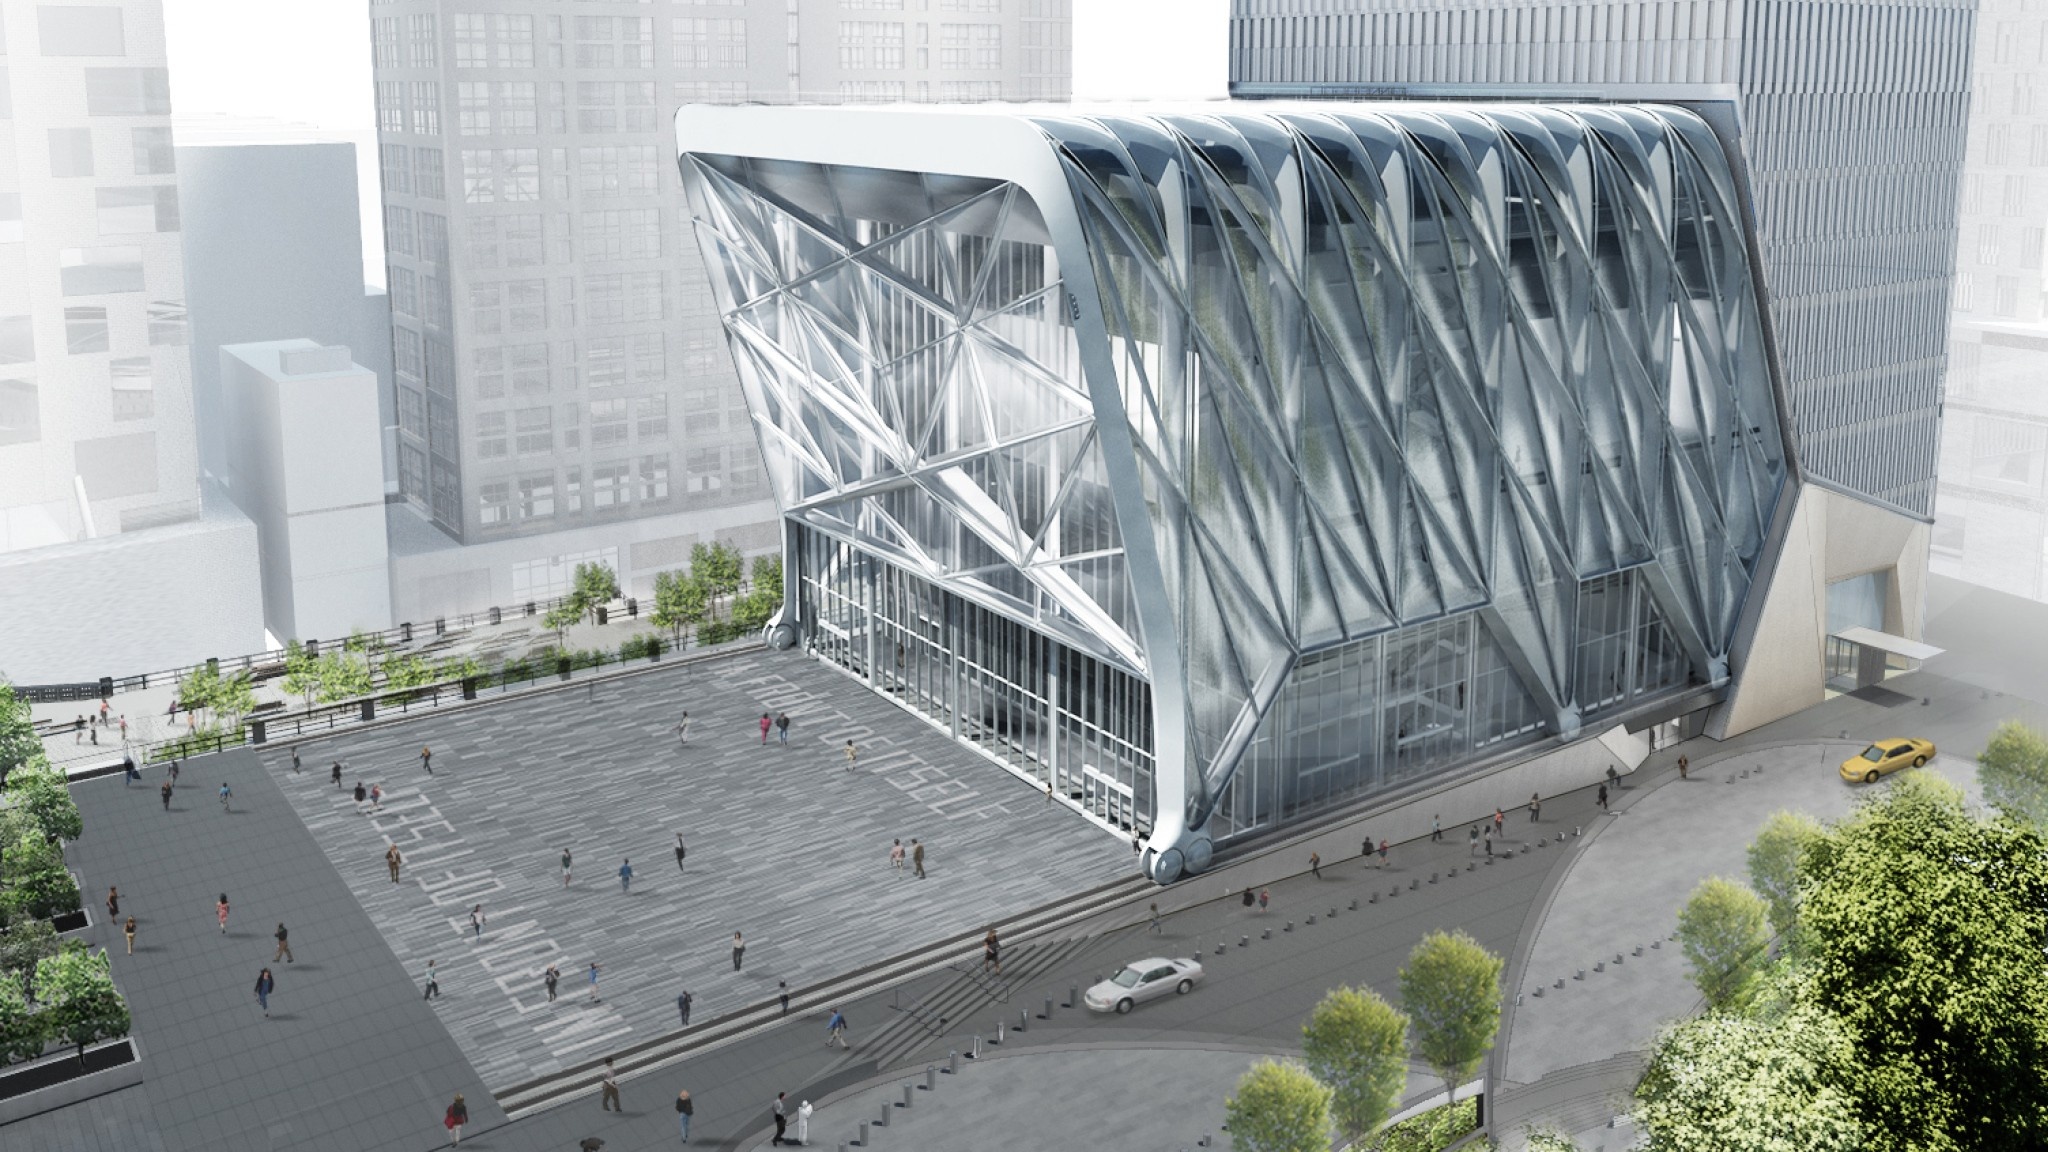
<box><xmin>886</xmin><ymin>837</ymin><xmax>927</xmax><ymax>878</ymax></box>
<box><xmin>71</xmin><ymin>703</ymin><xmax>125</xmax><ymax>746</ymax></box>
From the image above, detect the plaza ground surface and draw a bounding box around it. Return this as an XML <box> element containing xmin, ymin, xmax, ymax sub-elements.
<box><xmin>12</xmin><ymin>575</ymin><xmax>2048</xmax><ymax>1151</ymax></box>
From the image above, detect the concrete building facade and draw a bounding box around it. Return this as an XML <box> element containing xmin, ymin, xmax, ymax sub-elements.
<box><xmin>1228</xmin><ymin>0</ymin><xmax>1977</xmax><ymax>521</ymax></box>
<box><xmin>367</xmin><ymin>0</ymin><xmax>1070</xmax><ymax>619</ymax></box>
<box><xmin>219</xmin><ymin>340</ymin><xmax>392</xmax><ymax>643</ymax></box>
<box><xmin>0</xmin><ymin>0</ymin><xmax>262</xmax><ymax>683</ymax></box>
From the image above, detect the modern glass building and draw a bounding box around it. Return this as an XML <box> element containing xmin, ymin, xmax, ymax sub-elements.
<box><xmin>677</xmin><ymin>103</ymin><xmax>1789</xmax><ymax>880</ymax></box>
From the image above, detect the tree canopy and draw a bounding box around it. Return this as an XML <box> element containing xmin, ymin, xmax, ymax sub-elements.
<box><xmin>1223</xmin><ymin>1059</ymin><xmax>1332</xmax><ymax>1152</ymax></box>
<box><xmin>1675</xmin><ymin>876</ymin><xmax>1770</xmax><ymax>1009</ymax></box>
<box><xmin>1300</xmin><ymin>985</ymin><xmax>1409</xmax><ymax>1142</ymax></box>
<box><xmin>1978</xmin><ymin>720</ymin><xmax>2048</xmax><ymax>831</ymax></box>
<box><xmin>1746</xmin><ymin>809</ymin><xmax>1823</xmax><ymax>948</ymax></box>
<box><xmin>1398</xmin><ymin>929</ymin><xmax>1503</xmax><ymax>1098</ymax></box>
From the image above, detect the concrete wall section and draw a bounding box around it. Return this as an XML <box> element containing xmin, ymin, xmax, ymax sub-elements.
<box><xmin>0</xmin><ymin>489</ymin><xmax>263</xmax><ymax>684</ymax></box>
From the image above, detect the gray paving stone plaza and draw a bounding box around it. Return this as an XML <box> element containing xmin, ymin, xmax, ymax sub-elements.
<box><xmin>262</xmin><ymin>651</ymin><xmax>1131</xmax><ymax>1089</ymax></box>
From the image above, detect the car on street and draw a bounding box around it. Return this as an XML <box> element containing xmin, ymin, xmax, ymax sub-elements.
<box><xmin>1084</xmin><ymin>957</ymin><xmax>1204</xmax><ymax>1014</ymax></box>
<box><xmin>1840</xmin><ymin>738</ymin><xmax>1936</xmax><ymax>783</ymax></box>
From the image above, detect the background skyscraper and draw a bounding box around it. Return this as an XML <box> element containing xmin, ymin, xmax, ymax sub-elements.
<box><xmin>369</xmin><ymin>0</ymin><xmax>1071</xmax><ymax>618</ymax></box>
<box><xmin>1230</xmin><ymin>0</ymin><xmax>1977</xmax><ymax>520</ymax></box>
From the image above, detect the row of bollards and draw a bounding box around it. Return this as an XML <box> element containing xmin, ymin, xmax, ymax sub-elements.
<box><xmin>1528</xmin><ymin>939</ymin><xmax>1663</xmax><ymax>998</ymax></box>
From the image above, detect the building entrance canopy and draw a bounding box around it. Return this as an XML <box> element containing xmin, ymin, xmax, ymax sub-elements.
<box><xmin>677</xmin><ymin>101</ymin><xmax>1789</xmax><ymax>879</ymax></box>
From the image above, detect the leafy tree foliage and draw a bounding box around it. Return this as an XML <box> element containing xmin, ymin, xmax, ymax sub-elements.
<box><xmin>0</xmin><ymin>681</ymin><xmax>40</xmax><ymax>790</ymax></box>
<box><xmin>314</xmin><ymin>652</ymin><xmax>373</xmax><ymax>702</ymax></box>
<box><xmin>1223</xmin><ymin>1059</ymin><xmax>1332</xmax><ymax>1152</ymax></box>
<box><xmin>0</xmin><ymin>823</ymin><xmax>80</xmax><ymax>924</ymax></box>
<box><xmin>1978</xmin><ymin>720</ymin><xmax>2048</xmax><ymax>831</ymax></box>
<box><xmin>1398</xmin><ymin>929</ymin><xmax>1503</xmax><ymax>1099</ymax></box>
<box><xmin>1637</xmin><ymin>1001</ymin><xmax>1864</xmax><ymax>1152</ymax></box>
<box><xmin>382</xmin><ymin>653</ymin><xmax>438</xmax><ymax>690</ymax></box>
<box><xmin>32</xmin><ymin>944</ymin><xmax>128</xmax><ymax>1063</ymax></box>
<box><xmin>280</xmin><ymin>641</ymin><xmax>320</xmax><ymax>709</ymax></box>
<box><xmin>1676</xmin><ymin>877</ymin><xmax>1770</xmax><ymax>1008</ymax></box>
<box><xmin>1746</xmin><ymin>810</ymin><xmax>1823</xmax><ymax>947</ymax></box>
<box><xmin>1797</xmin><ymin>772</ymin><xmax>2048</xmax><ymax>1151</ymax></box>
<box><xmin>542</xmin><ymin>600</ymin><xmax>582</xmax><ymax>646</ymax></box>
<box><xmin>1300</xmin><ymin>984</ymin><xmax>1409</xmax><ymax>1142</ymax></box>
<box><xmin>0</xmin><ymin>917</ymin><xmax>58</xmax><ymax>989</ymax></box>
<box><xmin>690</xmin><ymin>541</ymin><xmax>745</xmax><ymax>617</ymax></box>
<box><xmin>0</xmin><ymin>975</ymin><xmax>44</xmax><ymax>1066</ymax></box>
<box><xmin>651</xmin><ymin>568</ymin><xmax>709</xmax><ymax>643</ymax></box>
<box><xmin>1522</xmin><ymin>1128</ymin><xmax>1585</xmax><ymax>1152</ymax></box>
<box><xmin>573</xmin><ymin>561</ymin><xmax>620</xmax><ymax>624</ymax></box>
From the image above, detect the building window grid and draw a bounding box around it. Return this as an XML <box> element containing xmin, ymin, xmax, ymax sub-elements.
<box><xmin>672</xmin><ymin>18</ymin><xmax>747</xmax><ymax>69</ymax></box>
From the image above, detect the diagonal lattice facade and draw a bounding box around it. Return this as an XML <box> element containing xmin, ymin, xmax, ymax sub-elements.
<box><xmin>679</xmin><ymin>103</ymin><xmax>1788</xmax><ymax>881</ymax></box>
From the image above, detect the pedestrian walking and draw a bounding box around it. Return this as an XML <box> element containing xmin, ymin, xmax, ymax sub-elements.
<box><xmin>759</xmin><ymin>713</ymin><xmax>772</xmax><ymax>744</ymax></box>
<box><xmin>123</xmin><ymin>758</ymin><xmax>139</xmax><ymax>786</ymax></box>
<box><xmin>254</xmin><ymin>967</ymin><xmax>275</xmax><ymax>1017</ymax></box>
<box><xmin>674</xmin><ymin>711</ymin><xmax>690</xmax><ymax>743</ymax></box>
<box><xmin>587</xmin><ymin>961</ymin><xmax>602</xmax><ymax>1001</ymax></box>
<box><xmin>1607</xmin><ymin>764</ymin><xmax>1621</xmax><ymax>790</ymax></box>
<box><xmin>1309</xmin><ymin>851</ymin><xmax>1321</xmax><ymax>879</ymax></box>
<box><xmin>889</xmin><ymin>838</ymin><xmax>904</xmax><ymax>871</ymax></box>
<box><xmin>100</xmin><ymin>700</ymin><xmax>109</xmax><ymax>724</ymax></box>
<box><xmin>677</xmin><ymin>989</ymin><xmax>692</xmax><ymax>1026</ymax></box>
<box><xmin>545</xmin><ymin>965</ymin><xmax>560</xmax><ymax>1002</ymax></box>
<box><xmin>912</xmin><ymin>839</ymin><xmax>925</xmax><ymax>879</ymax></box>
<box><xmin>123</xmin><ymin>915</ymin><xmax>136</xmax><ymax>955</ymax></box>
<box><xmin>732</xmin><ymin>931</ymin><xmax>746</xmax><ymax>972</ymax></box>
<box><xmin>771</xmin><ymin>1092</ymin><xmax>789</xmax><ymax>1145</ymax></box>
<box><xmin>387</xmin><ymin>843</ymin><xmax>403</xmax><ymax>883</ymax></box>
<box><xmin>469</xmin><ymin>904</ymin><xmax>485</xmax><ymax>938</ymax></box>
<box><xmin>1598</xmin><ymin>783</ymin><xmax>1609</xmax><ymax>811</ymax></box>
<box><xmin>1148</xmin><ymin>902</ymin><xmax>1163</xmax><ymax>934</ymax></box>
<box><xmin>106</xmin><ymin>886</ymin><xmax>119</xmax><ymax>919</ymax></box>
<box><xmin>600</xmin><ymin>1058</ymin><xmax>622</xmax><ymax>1111</ymax></box>
<box><xmin>778</xmin><ymin>981</ymin><xmax>789</xmax><ymax>1014</ymax></box>
<box><xmin>216</xmin><ymin>893</ymin><xmax>230</xmax><ymax>935</ymax></box>
<box><xmin>1378</xmin><ymin>838</ymin><xmax>1390</xmax><ymax>867</ymax></box>
<box><xmin>291</xmin><ymin>749</ymin><xmax>300</xmax><ymax>774</ymax></box>
<box><xmin>73</xmin><ymin>715</ymin><xmax>82</xmax><ymax>744</ymax></box>
<box><xmin>797</xmin><ymin>1099</ymin><xmax>813</xmax><ymax>1145</ymax></box>
<box><xmin>776</xmin><ymin>712</ymin><xmax>790</xmax><ymax>744</ymax></box>
<box><xmin>1242</xmin><ymin>888</ymin><xmax>1255</xmax><ymax>909</ymax></box>
<box><xmin>1468</xmin><ymin>823</ymin><xmax>1480</xmax><ymax>856</ymax></box>
<box><xmin>331</xmin><ymin>761</ymin><xmax>343</xmax><ymax>788</ymax></box>
<box><xmin>1484</xmin><ymin>825</ymin><xmax>1494</xmax><ymax>857</ymax></box>
<box><xmin>160</xmin><ymin>780</ymin><xmax>172</xmax><ymax>810</ymax></box>
<box><xmin>562</xmin><ymin>847</ymin><xmax>574</xmax><ymax>886</ymax></box>
<box><xmin>1257</xmin><ymin>888</ymin><xmax>1270</xmax><ymax>912</ymax></box>
<box><xmin>118</xmin><ymin>714</ymin><xmax>127</xmax><ymax>741</ymax></box>
<box><xmin>273</xmin><ymin>922</ymin><xmax>293</xmax><ymax>963</ymax></box>
<box><xmin>618</xmin><ymin>859</ymin><xmax>634</xmax><ymax>893</ymax></box>
<box><xmin>982</xmin><ymin>928</ymin><xmax>1001</xmax><ymax>975</ymax></box>
<box><xmin>825</xmin><ymin>1007</ymin><xmax>849</xmax><ymax>1048</ymax></box>
<box><xmin>1493</xmin><ymin>808</ymin><xmax>1504</xmax><ymax>837</ymax></box>
<box><xmin>673</xmin><ymin>834</ymin><xmax>686</xmax><ymax>873</ymax></box>
<box><xmin>218</xmin><ymin>782</ymin><xmax>232</xmax><ymax>812</ymax></box>
<box><xmin>370</xmin><ymin>783</ymin><xmax>382</xmax><ymax>812</ymax></box>
<box><xmin>1529</xmin><ymin>792</ymin><xmax>1541</xmax><ymax>822</ymax></box>
<box><xmin>1432</xmin><ymin>814</ymin><xmax>1442</xmax><ymax>841</ymax></box>
<box><xmin>1046</xmin><ymin>780</ymin><xmax>1054</xmax><ymax>804</ymax></box>
<box><xmin>844</xmin><ymin>739</ymin><xmax>857</xmax><ymax>770</ymax></box>
<box><xmin>423</xmin><ymin>959</ymin><xmax>440</xmax><ymax>999</ymax></box>
<box><xmin>420</xmin><ymin>746</ymin><xmax>432</xmax><ymax>773</ymax></box>
<box><xmin>676</xmin><ymin>1088</ymin><xmax>694</xmax><ymax>1143</ymax></box>
<box><xmin>353</xmin><ymin>781</ymin><xmax>367</xmax><ymax>811</ymax></box>
<box><xmin>445</xmin><ymin>1094</ymin><xmax>469</xmax><ymax>1145</ymax></box>
<box><xmin>1678</xmin><ymin>754</ymin><xmax>1689</xmax><ymax>780</ymax></box>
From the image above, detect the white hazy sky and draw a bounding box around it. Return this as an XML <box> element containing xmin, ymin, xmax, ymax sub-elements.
<box><xmin>161</xmin><ymin>0</ymin><xmax>1230</xmax><ymax>131</ymax></box>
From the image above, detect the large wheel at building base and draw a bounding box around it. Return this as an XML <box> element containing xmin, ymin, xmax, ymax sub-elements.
<box><xmin>1151</xmin><ymin>847</ymin><xmax>1184</xmax><ymax>884</ymax></box>
<box><xmin>766</xmin><ymin>623</ymin><xmax>796</xmax><ymax>650</ymax></box>
<box><xmin>1183</xmin><ymin>835</ymin><xmax>1214</xmax><ymax>875</ymax></box>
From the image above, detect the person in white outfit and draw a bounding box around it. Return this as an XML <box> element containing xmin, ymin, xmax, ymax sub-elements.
<box><xmin>796</xmin><ymin>1100</ymin><xmax>813</xmax><ymax>1145</ymax></box>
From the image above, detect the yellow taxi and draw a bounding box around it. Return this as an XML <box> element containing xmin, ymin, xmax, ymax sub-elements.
<box><xmin>1839</xmin><ymin>738</ymin><xmax>1936</xmax><ymax>784</ymax></box>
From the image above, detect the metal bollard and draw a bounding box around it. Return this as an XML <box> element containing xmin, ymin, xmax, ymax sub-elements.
<box><xmin>861</xmin><ymin>1121</ymin><xmax>871</xmax><ymax>1143</ymax></box>
<box><xmin>949</xmin><ymin>1049</ymin><xmax>959</xmax><ymax>1074</ymax></box>
<box><xmin>996</xmin><ymin>1021</ymin><xmax>1004</xmax><ymax>1044</ymax></box>
<box><xmin>927</xmin><ymin>1065</ymin><xmax>937</xmax><ymax>1092</ymax></box>
<box><xmin>1369</xmin><ymin>892</ymin><xmax>1378</xmax><ymax>904</ymax></box>
<box><xmin>1018</xmin><ymin>1007</ymin><xmax>1028</xmax><ymax>1032</ymax></box>
<box><xmin>1532</xmin><ymin>985</ymin><xmax>1543</xmax><ymax>997</ymax></box>
<box><xmin>878</xmin><ymin>1101</ymin><xmax>890</xmax><ymax>1126</ymax></box>
<box><xmin>1067</xmin><ymin>984</ymin><xmax>1078</xmax><ymax>1008</ymax></box>
<box><xmin>1306</xmin><ymin>914</ymin><xmax>1317</xmax><ymax>924</ymax></box>
<box><xmin>1430</xmin><ymin>871</ymin><xmax>1438</xmax><ymax>883</ymax></box>
<box><xmin>1283</xmin><ymin>920</ymin><xmax>1293</xmax><ymax>932</ymax></box>
<box><xmin>1239</xmin><ymin>935</ymin><xmax>1249</xmax><ymax>947</ymax></box>
<box><xmin>1348</xmin><ymin>898</ymin><xmax>1358</xmax><ymax>910</ymax></box>
<box><xmin>1043</xmin><ymin>996</ymin><xmax>1053</xmax><ymax>1020</ymax></box>
<box><xmin>1215</xmin><ymin>941</ymin><xmax>1225</xmax><ymax>955</ymax></box>
<box><xmin>903</xmin><ymin>1085</ymin><xmax>914</xmax><ymax>1110</ymax></box>
<box><xmin>1261</xmin><ymin>928</ymin><xmax>1271</xmax><ymax>940</ymax></box>
<box><xmin>971</xmin><ymin>1033</ymin><xmax>983</xmax><ymax>1058</ymax></box>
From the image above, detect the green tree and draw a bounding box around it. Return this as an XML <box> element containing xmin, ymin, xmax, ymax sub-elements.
<box><xmin>650</xmin><ymin>569</ymin><xmax>709</xmax><ymax>645</ymax></box>
<box><xmin>542</xmin><ymin>600</ymin><xmax>582</xmax><ymax>646</ymax></box>
<box><xmin>1222</xmin><ymin>1059</ymin><xmax>1332</xmax><ymax>1152</ymax></box>
<box><xmin>280</xmin><ymin>641</ymin><xmax>320</xmax><ymax>709</ymax></box>
<box><xmin>573</xmin><ymin>561</ymin><xmax>620</xmax><ymax>624</ymax></box>
<box><xmin>1978</xmin><ymin>720</ymin><xmax>2048</xmax><ymax>831</ymax></box>
<box><xmin>0</xmin><ymin>823</ymin><xmax>80</xmax><ymax>924</ymax></box>
<box><xmin>0</xmin><ymin>976</ymin><xmax>45</xmax><ymax>1065</ymax></box>
<box><xmin>0</xmin><ymin>681</ymin><xmax>41</xmax><ymax>790</ymax></box>
<box><xmin>435</xmin><ymin>655</ymin><xmax>485</xmax><ymax>683</ymax></box>
<box><xmin>1300</xmin><ymin>985</ymin><xmax>1409</xmax><ymax>1143</ymax></box>
<box><xmin>1636</xmin><ymin>1005</ymin><xmax>1864</xmax><ymax>1152</ymax></box>
<box><xmin>1523</xmin><ymin>1129</ymin><xmax>1585</xmax><ymax>1152</ymax></box>
<box><xmin>7</xmin><ymin>764</ymin><xmax>83</xmax><ymax>843</ymax></box>
<box><xmin>732</xmin><ymin>554</ymin><xmax>785</xmax><ymax>633</ymax></box>
<box><xmin>176</xmin><ymin>663</ymin><xmax>222</xmax><ymax>721</ymax></box>
<box><xmin>1676</xmin><ymin>877</ymin><xmax>1771</xmax><ymax>1009</ymax></box>
<box><xmin>691</xmin><ymin>541</ymin><xmax>744</xmax><ymax>619</ymax></box>
<box><xmin>32</xmin><ymin>945</ymin><xmax>128</xmax><ymax>1064</ymax></box>
<box><xmin>1798</xmin><ymin>771</ymin><xmax>2048</xmax><ymax>1151</ymax></box>
<box><xmin>1398</xmin><ymin>929</ymin><xmax>1503</xmax><ymax>1101</ymax></box>
<box><xmin>0</xmin><ymin>917</ymin><xmax>59</xmax><ymax>988</ymax></box>
<box><xmin>382</xmin><ymin>654</ymin><xmax>437</xmax><ymax>690</ymax></box>
<box><xmin>212</xmin><ymin>670</ymin><xmax>256</xmax><ymax>726</ymax></box>
<box><xmin>1747</xmin><ymin>810</ymin><xmax>1823</xmax><ymax>947</ymax></box>
<box><xmin>314</xmin><ymin>652</ymin><xmax>373</xmax><ymax>702</ymax></box>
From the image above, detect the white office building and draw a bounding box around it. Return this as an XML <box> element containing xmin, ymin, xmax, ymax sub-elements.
<box><xmin>0</xmin><ymin>0</ymin><xmax>261</xmax><ymax>683</ymax></box>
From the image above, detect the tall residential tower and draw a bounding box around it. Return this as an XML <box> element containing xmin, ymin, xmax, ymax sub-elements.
<box><xmin>369</xmin><ymin>0</ymin><xmax>1071</xmax><ymax>618</ymax></box>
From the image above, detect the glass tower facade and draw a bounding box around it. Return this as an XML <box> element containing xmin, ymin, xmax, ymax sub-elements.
<box><xmin>679</xmin><ymin>102</ymin><xmax>1788</xmax><ymax>879</ymax></box>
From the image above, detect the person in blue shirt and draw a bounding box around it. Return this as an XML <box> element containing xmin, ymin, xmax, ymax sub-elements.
<box><xmin>618</xmin><ymin>859</ymin><xmax>634</xmax><ymax>892</ymax></box>
<box><xmin>825</xmin><ymin>1008</ymin><xmax>849</xmax><ymax>1049</ymax></box>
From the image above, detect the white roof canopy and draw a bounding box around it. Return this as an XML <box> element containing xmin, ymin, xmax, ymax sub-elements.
<box><xmin>1833</xmin><ymin>626</ymin><xmax>1943</xmax><ymax>662</ymax></box>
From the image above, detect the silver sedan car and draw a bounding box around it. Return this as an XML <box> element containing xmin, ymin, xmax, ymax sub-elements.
<box><xmin>1084</xmin><ymin>957</ymin><xmax>1204</xmax><ymax>1014</ymax></box>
